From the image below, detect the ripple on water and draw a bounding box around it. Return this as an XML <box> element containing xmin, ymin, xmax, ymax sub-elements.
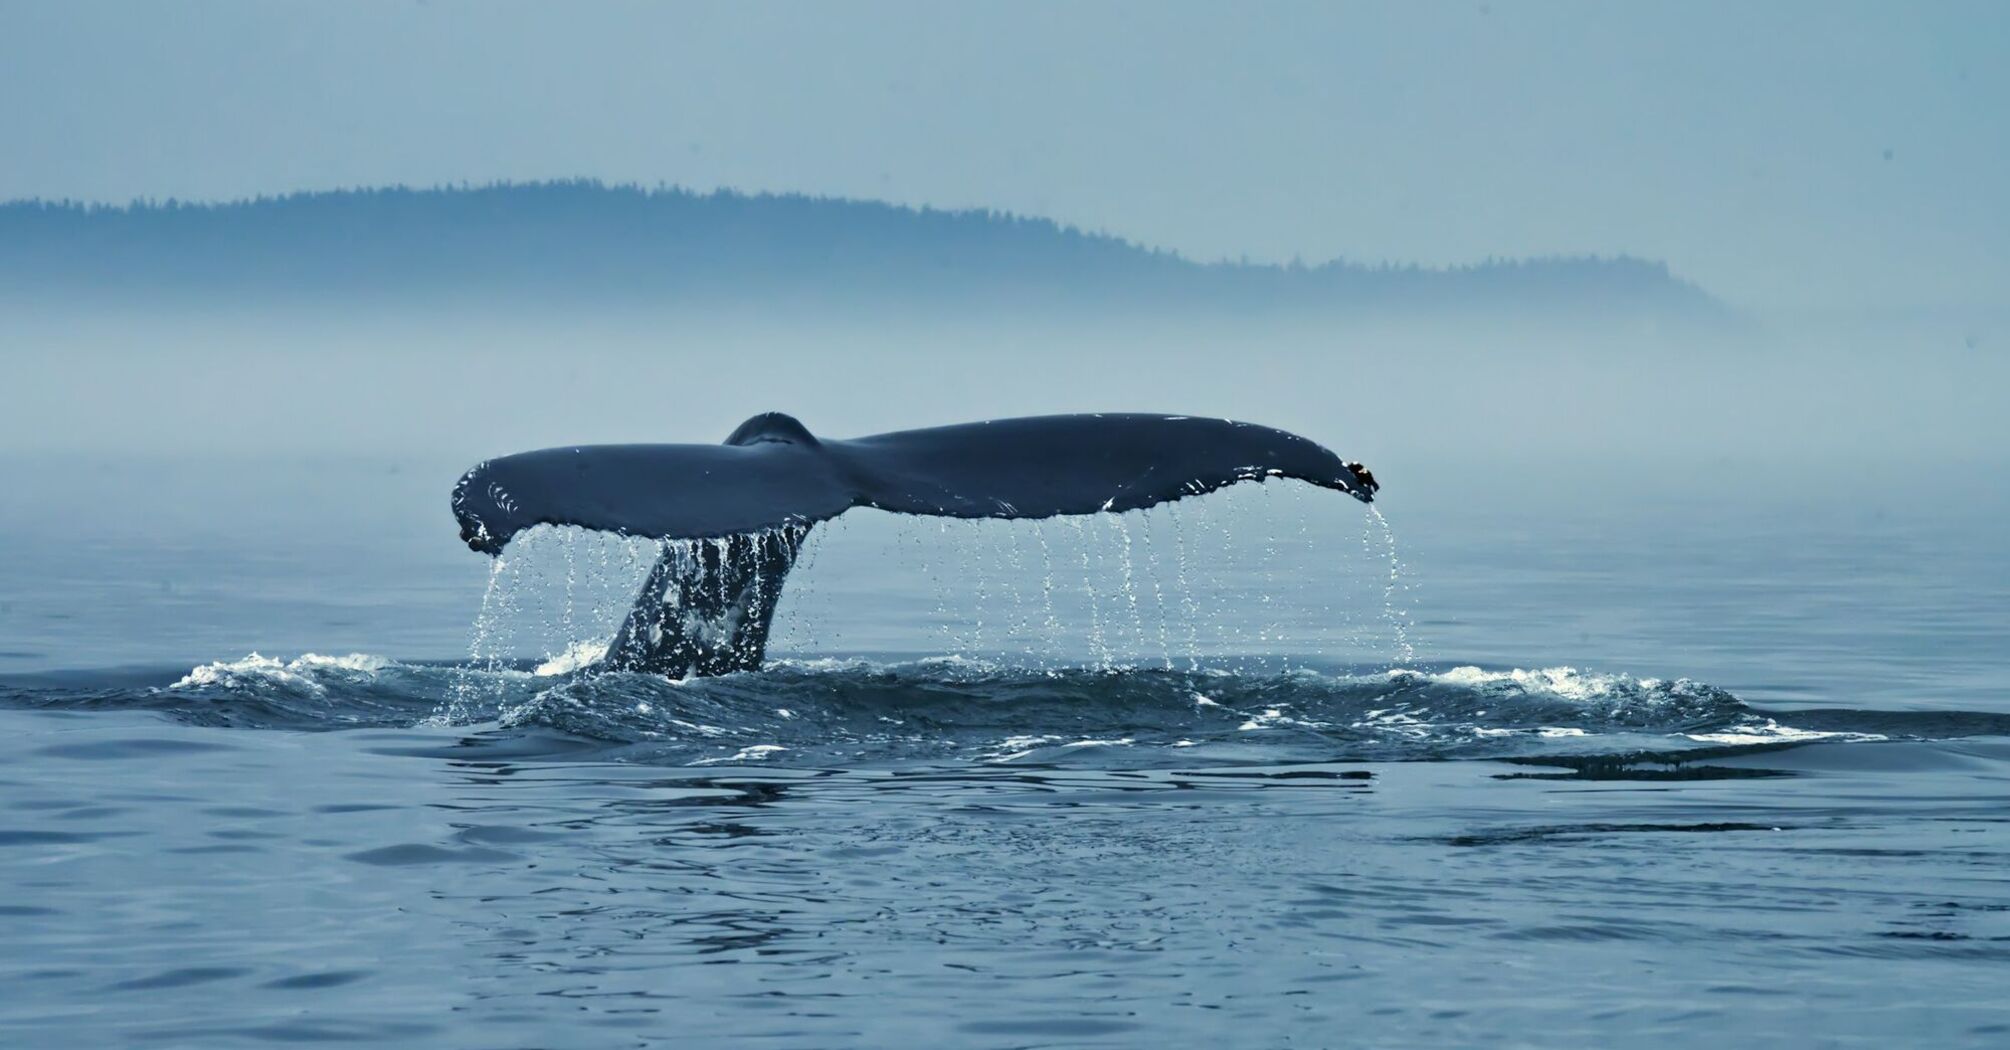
<box><xmin>342</xmin><ymin>843</ymin><xmax>520</xmax><ymax>867</ymax></box>
<box><xmin>15</xmin><ymin>651</ymin><xmax>1934</xmax><ymax>773</ymax></box>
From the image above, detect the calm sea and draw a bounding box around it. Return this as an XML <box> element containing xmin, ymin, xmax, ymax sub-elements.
<box><xmin>2</xmin><ymin>455</ymin><xmax>2006</xmax><ymax>1047</ymax></box>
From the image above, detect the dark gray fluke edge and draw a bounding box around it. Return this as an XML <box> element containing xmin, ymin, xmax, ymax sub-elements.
<box><xmin>451</xmin><ymin>412</ymin><xmax>1377</xmax><ymax>676</ymax></box>
<box><xmin>452</xmin><ymin>412</ymin><xmax>1375</xmax><ymax>553</ymax></box>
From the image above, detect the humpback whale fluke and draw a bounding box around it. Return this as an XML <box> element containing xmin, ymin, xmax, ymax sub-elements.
<box><xmin>452</xmin><ymin>413</ymin><xmax>1377</xmax><ymax>676</ymax></box>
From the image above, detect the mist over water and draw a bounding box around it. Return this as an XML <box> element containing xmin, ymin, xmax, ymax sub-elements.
<box><xmin>5</xmin><ymin>302</ymin><xmax>2003</xmax><ymax>470</ymax></box>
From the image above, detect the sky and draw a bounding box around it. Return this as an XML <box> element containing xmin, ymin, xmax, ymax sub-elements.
<box><xmin>0</xmin><ymin>1</ymin><xmax>2005</xmax><ymax>313</ymax></box>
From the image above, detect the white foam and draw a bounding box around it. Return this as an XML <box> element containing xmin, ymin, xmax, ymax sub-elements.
<box><xmin>698</xmin><ymin>744</ymin><xmax>789</xmax><ymax>764</ymax></box>
<box><xmin>1467</xmin><ymin>725</ymin><xmax>1587</xmax><ymax>739</ymax></box>
<box><xmin>1354</xmin><ymin>708</ymin><xmax>1431</xmax><ymax>738</ymax></box>
<box><xmin>1397</xmin><ymin>665</ymin><xmax>1690</xmax><ymax>703</ymax></box>
<box><xmin>172</xmin><ymin>652</ymin><xmax>390</xmax><ymax>692</ymax></box>
<box><xmin>1686</xmin><ymin>719</ymin><xmax>1886</xmax><ymax>745</ymax></box>
<box><xmin>767</xmin><ymin>657</ymin><xmax>875</xmax><ymax>673</ymax></box>
<box><xmin>1239</xmin><ymin>707</ymin><xmax>1335</xmax><ymax>732</ymax></box>
<box><xmin>533</xmin><ymin>640</ymin><xmax>610</xmax><ymax>676</ymax></box>
<box><xmin>290</xmin><ymin>653</ymin><xmax>392</xmax><ymax>673</ymax></box>
<box><xmin>914</xmin><ymin>653</ymin><xmax>999</xmax><ymax>671</ymax></box>
<box><xmin>981</xmin><ymin>734</ymin><xmax>1064</xmax><ymax>762</ymax></box>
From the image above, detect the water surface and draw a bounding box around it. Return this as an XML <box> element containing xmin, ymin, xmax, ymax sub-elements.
<box><xmin>2</xmin><ymin>458</ymin><xmax>2007</xmax><ymax>1047</ymax></box>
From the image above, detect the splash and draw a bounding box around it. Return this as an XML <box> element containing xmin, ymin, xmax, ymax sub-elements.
<box><xmin>122</xmin><ymin>649</ymin><xmax>1962</xmax><ymax>769</ymax></box>
<box><xmin>173</xmin><ymin>652</ymin><xmax>390</xmax><ymax>693</ymax></box>
<box><xmin>534</xmin><ymin>639</ymin><xmax>611</xmax><ymax>676</ymax></box>
<box><xmin>1369</xmin><ymin>505</ymin><xmax>1417</xmax><ymax>668</ymax></box>
<box><xmin>439</xmin><ymin>554</ymin><xmax>511</xmax><ymax>723</ymax></box>
<box><xmin>428</xmin><ymin>479</ymin><xmax>1412</xmax><ymax>716</ymax></box>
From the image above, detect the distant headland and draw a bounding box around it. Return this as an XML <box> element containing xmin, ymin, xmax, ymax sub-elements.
<box><xmin>0</xmin><ymin>180</ymin><xmax>1724</xmax><ymax>321</ymax></box>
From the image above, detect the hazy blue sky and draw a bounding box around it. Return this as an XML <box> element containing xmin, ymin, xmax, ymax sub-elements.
<box><xmin>1</xmin><ymin>1</ymin><xmax>2004</xmax><ymax>312</ymax></box>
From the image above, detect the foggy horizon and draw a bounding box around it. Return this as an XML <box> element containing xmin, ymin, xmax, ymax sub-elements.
<box><xmin>0</xmin><ymin>181</ymin><xmax>1726</xmax><ymax>329</ymax></box>
<box><xmin>5</xmin><ymin>2</ymin><xmax>2006</xmax><ymax>316</ymax></box>
<box><xmin>0</xmin><ymin>178</ymin><xmax>1706</xmax><ymax>277</ymax></box>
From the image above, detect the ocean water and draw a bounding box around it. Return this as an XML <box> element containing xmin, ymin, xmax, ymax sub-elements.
<box><xmin>2</xmin><ymin>456</ymin><xmax>2008</xmax><ymax>1047</ymax></box>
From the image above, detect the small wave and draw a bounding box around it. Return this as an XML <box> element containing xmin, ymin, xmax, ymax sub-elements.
<box><xmin>1685</xmin><ymin>718</ymin><xmax>1888</xmax><ymax>746</ymax></box>
<box><xmin>533</xmin><ymin>641</ymin><xmax>610</xmax><ymax>677</ymax></box>
<box><xmin>10</xmin><ymin>654</ymin><xmax>1994</xmax><ymax>767</ymax></box>
<box><xmin>695</xmin><ymin>743</ymin><xmax>790</xmax><ymax>765</ymax></box>
<box><xmin>173</xmin><ymin>652</ymin><xmax>393</xmax><ymax>693</ymax></box>
<box><xmin>154</xmin><ymin>652</ymin><xmax>453</xmax><ymax>728</ymax></box>
<box><xmin>485</xmin><ymin>659</ymin><xmax>1762</xmax><ymax>765</ymax></box>
<box><xmin>1392</xmin><ymin>665</ymin><xmax>1730</xmax><ymax>709</ymax></box>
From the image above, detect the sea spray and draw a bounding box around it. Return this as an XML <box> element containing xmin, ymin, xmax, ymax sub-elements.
<box><xmin>1369</xmin><ymin>505</ymin><xmax>1417</xmax><ymax>668</ymax></box>
<box><xmin>965</xmin><ymin>519</ymin><xmax>989</xmax><ymax>656</ymax></box>
<box><xmin>1259</xmin><ymin>483</ymin><xmax>1284</xmax><ymax>672</ymax></box>
<box><xmin>560</xmin><ymin>527</ymin><xmax>578</xmax><ymax>652</ymax></box>
<box><xmin>1065</xmin><ymin>517</ymin><xmax>1112</xmax><ymax>668</ymax></box>
<box><xmin>444</xmin><ymin>480</ymin><xmax>1405</xmax><ymax>683</ymax></box>
<box><xmin>1034</xmin><ymin>520</ymin><xmax>1064</xmax><ymax>669</ymax></box>
<box><xmin>1137</xmin><ymin>508</ymin><xmax>1176</xmax><ymax>669</ymax></box>
<box><xmin>1167</xmin><ymin>503</ymin><xmax>1204</xmax><ymax>671</ymax></box>
<box><xmin>1112</xmin><ymin>514</ymin><xmax>1145</xmax><ymax>666</ymax></box>
<box><xmin>993</xmin><ymin>523</ymin><xmax>1037</xmax><ymax>664</ymax></box>
<box><xmin>440</xmin><ymin>553</ymin><xmax>509</xmax><ymax>724</ymax></box>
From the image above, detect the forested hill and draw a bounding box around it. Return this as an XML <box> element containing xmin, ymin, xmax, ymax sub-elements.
<box><xmin>0</xmin><ymin>182</ymin><xmax>1723</xmax><ymax>319</ymax></box>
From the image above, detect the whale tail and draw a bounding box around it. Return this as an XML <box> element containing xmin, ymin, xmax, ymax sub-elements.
<box><xmin>603</xmin><ymin>525</ymin><xmax>811</xmax><ymax>677</ymax></box>
<box><xmin>454</xmin><ymin>411</ymin><xmax>1377</xmax><ymax>677</ymax></box>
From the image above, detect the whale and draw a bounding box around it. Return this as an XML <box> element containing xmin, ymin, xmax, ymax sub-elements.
<box><xmin>452</xmin><ymin>412</ymin><xmax>1377</xmax><ymax>677</ymax></box>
